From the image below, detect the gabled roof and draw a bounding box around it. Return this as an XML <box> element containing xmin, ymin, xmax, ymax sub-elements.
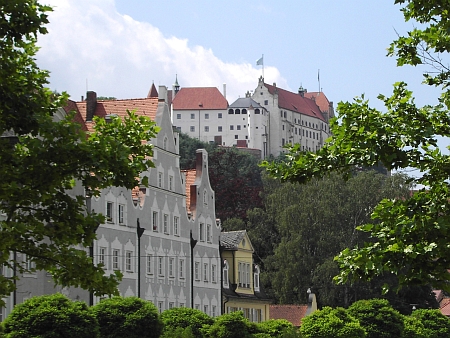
<box><xmin>304</xmin><ymin>91</ymin><xmax>332</xmax><ymax>115</ymax></box>
<box><xmin>229</xmin><ymin>97</ymin><xmax>263</xmax><ymax>109</ymax></box>
<box><xmin>264</xmin><ymin>83</ymin><xmax>326</xmax><ymax>121</ymax></box>
<box><xmin>220</xmin><ymin>230</ymin><xmax>246</xmax><ymax>250</ymax></box>
<box><xmin>147</xmin><ymin>83</ymin><xmax>158</xmax><ymax>98</ymax></box>
<box><xmin>64</xmin><ymin>100</ymin><xmax>88</xmax><ymax>131</ymax></box>
<box><xmin>270</xmin><ymin>305</ymin><xmax>308</xmax><ymax>327</ymax></box>
<box><xmin>172</xmin><ymin>87</ymin><xmax>228</xmax><ymax>110</ymax></box>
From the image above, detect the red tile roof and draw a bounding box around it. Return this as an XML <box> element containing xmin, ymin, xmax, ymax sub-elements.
<box><xmin>270</xmin><ymin>304</ymin><xmax>308</xmax><ymax>327</ymax></box>
<box><xmin>147</xmin><ymin>83</ymin><xmax>158</xmax><ymax>98</ymax></box>
<box><xmin>440</xmin><ymin>298</ymin><xmax>450</xmax><ymax>317</ymax></box>
<box><xmin>183</xmin><ymin>169</ymin><xmax>196</xmax><ymax>213</ymax></box>
<box><xmin>304</xmin><ymin>91</ymin><xmax>331</xmax><ymax>114</ymax></box>
<box><xmin>172</xmin><ymin>87</ymin><xmax>228</xmax><ymax>110</ymax></box>
<box><xmin>264</xmin><ymin>83</ymin><xmax>326</xmax><ymax>121</ymax></box>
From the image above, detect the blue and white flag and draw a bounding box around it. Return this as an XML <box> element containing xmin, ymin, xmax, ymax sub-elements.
<box><xmin>256</xmin><ymin>56</ymin><xmax>263</xmax><ymax>66</ymax></box>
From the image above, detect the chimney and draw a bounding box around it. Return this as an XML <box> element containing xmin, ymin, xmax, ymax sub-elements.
<box><xmin>223</xmin><ymin>83</ymin><xmax>226</xmax><ymax>99</ymax></box>
<box><xmin>158</xmin><ymin>85</ymin><xmax>168</xmax><ymax>103</ymax></box>
<box><xmin>86</xmin><ymin>91</ymin><xmax>97</xmax><ymax>121</ymax></box>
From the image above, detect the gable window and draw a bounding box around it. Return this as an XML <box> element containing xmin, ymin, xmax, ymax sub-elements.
<box><xmin>179</xmin><ymin>259</ymin><xmax>185</xmax><ymax>279</ymax></box>
<box><xmin>173</xmin><ymin>216</ymin><xmax>179</xmax><ymax>236</ymax></box>
<box><xmin>169</xmin><ymin>175</ymin><xmax>173</xmax><ymax>191</ymax></box>
<box><xmin>112</xmin><ymin>249</ymin><xmax>120</xmax><ymax>270</ymax></box>
<box><xmin>212</xmin><ymin>264</ymin><xmax>216</xmax><ymax>283</ymax></box>
<box><xmin>147</xmin><ymin>254</ymin><xmax>153</xmax><ymax>274</ymax></box>
<box><xmin>195</xmin><ymin>262</ymin><xmax>200</xmax><ymax>280</ymax></box>
<box><xmin>206</xmin><ymin>224</ymin><xmax>211</xmax><ymax>243</ymax></box>
<box><xmin>203</xmin><ymin>263</ymin><xmax>208</xmax><ymax>282</ymax></box>
<box><xmin>169</xmin><ymin>258</ymin><xmax>174</xmax><ymax>277</ymax></box>
<box><xmin>177</xmin><ymin>113</ymin><xmax>181</xmax><ymax>119</ymax></box>
<box><xmin>152</xmin><ymin>211</ymin><xmax>158</xmax><ymax>232</ymax></box>
<box><xmin>199</xmin><ymin>223</ymin><xmax>205</xmax><ymax>242</ymax></box>
<box><xmin>126</xmin><ymin>251</ymin><xmax>133</xmax><ymax>272</ymax></box>
<box><xmin>163</xmin><ymin>214</ymin><xmax>169</xmax><ymax>234</ymax></box>
<box><xmin>99</xmin><ymin>247</ymin><xmax>106</xmax><ymax>267</ymax></box>
<box><xmin>158</xmin><ymin>257</ymin><xmax>164</xmax><ymax>276</ymax></box>
<box><xmin>106</xmin><ymin>202</ymin><xmax>114</xmax><ymax>222</ymax></box>
<box><xmin>118</xmin><ymin>204</ymin><xmax>125</xmax><ymax>224</ymax></box>
<box><xmin>158</xmin><ymin>172</ymin><xmax>163</xmax><ymax>188</ymax></box>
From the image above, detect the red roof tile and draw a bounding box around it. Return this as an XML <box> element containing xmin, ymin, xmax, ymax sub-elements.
<box><xmin>440</xmin><ymin>298</ymin><xmax>450</xmax><ymax>317</ymax></box>
<box><xmin>264</xmin><ymin>83</ymin><xmax>326</xmax><ymax>121</ymax></box>
<box><xmin>270</xmin><ymin>305</ymin><xmax>308</xmax><ymax>326</ymax></box>
<box><xmin>172</xmin><ymin>87</ymin><xmax>228</xmax><ymax>110</ymax></box>
<box><xmin>304</xmin><ymin>91</ymin><xmax>331</xmax><ymax>114</ymax></box>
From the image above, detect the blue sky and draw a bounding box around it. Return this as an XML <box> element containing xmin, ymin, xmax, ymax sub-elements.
<box><xmin>37</xmin><ymin>0</ymin><xmax>440</xmax><ymax>113</ymax></box>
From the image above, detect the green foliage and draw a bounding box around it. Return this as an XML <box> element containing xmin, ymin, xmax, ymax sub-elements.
<box><xmin>179</xmin><ymin>133</ymin><xmax>216</xmax><ymax>170</ymax></box>
<box><xmin>347</xmin><ymin>299</ymin><xmax>404</xmax><ymax>338</ymax></box>
<box><xmin>410</xmin><ymin>309</ymin><xmax>450</xmax><ymax>338</ymax></box>
<box><xmin>261</xmin><ymin>0</ymin><xmax>450</xmax><ymax>293</ymax></box>
<box><xmin>2</xmin><ymin>293</ymin><xmax>99</xmax><ymax>338</ymax></box>
<box><xmin>403</xmin><ymin>315</ymin><xmax>430</xmax><ymax>338</ymax></box>
<box><xmin>203</xmin><ymin>311</ymin><xmax>256</xmax><ymax>338</ymax></box>
<box><xmin>256</xmin><ymin>319</ymin><xmax>298</xmax><ymax>337</ymax></box>
<box><xmin>91</xmin><ymin>296</ymin><xmax>162</xmax><ymax>338</ymax></box>
<box><xmin>161</xmin><ymin>327</ymin><xmax>195</xmax><ymax>338</ymax></box>
<box><xmin>0</xmin><ymin>1</ymin><xmax>159</xmax><ymax>303</ymax></box>
<box><xmin>160</xmin><ymin>307</ymin><xmax>213</xmax><ymax>338</ymax></box>
<box><xmin>300</xmin><ymin>307</ymin><xmax>366</xmax><ymax>338</ymax></box>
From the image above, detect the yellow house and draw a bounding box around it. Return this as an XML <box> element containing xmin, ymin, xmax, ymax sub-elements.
<box><xmin>220</xmin><ymin>230</ymin><xmax>271</xmax><ymax>322</ymax></box>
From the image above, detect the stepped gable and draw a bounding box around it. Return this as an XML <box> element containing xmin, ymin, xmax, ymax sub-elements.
<box><xmin>172</xmin><ymin>87</ymin><xmax>228</xmax><ymax>110</ymax></box>
<box><xmin>264</xmin><ymin>83</ymin><xmax>326</xmax><ymax>121</ymax></box>
<box><xmin>220</xmin><ymin>230</ymin><xmax>246</xmax><ymax>250</ymax></box>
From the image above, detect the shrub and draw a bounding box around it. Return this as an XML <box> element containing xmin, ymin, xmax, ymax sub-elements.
<box><xmin>300</xmin><ymin>306</ymin><xmax>365</xmax><ymax>338</ymax></box>
<box><xmin>161</xmin><ymin>326</ymin><xmax>195</xmax><ymax>338</ymax></box>
<box><xmin>257</xmin><ymin>319</ymin><xmax>297</xmax><ymax>337</ymax></box>
<box><xmin>411</xmin><ymin>309</ymin><xmax>450</xmax><ymax>338</ymax></box>
<box><xmin>160</xmin><ymin>307</ymin><xmax>213</xmax><ymax>338</ymax></box>
<box><xmin>403</xmin><ymin>315</ymin><xmax>429</xmax><ymax>338</ymax></box>
<box><xmin>2</xmin><ymin>293</ymin><xmax>98</xmax><ymax>338</ymax></box>
<box><xmin>347</xmin><ymin>299</ymin><xmax>403</xmax><ymax>338</ymax></box>
<box><xmin>91</xmin><ymin>296</ymin><xmax>162</xmax><ymax>338</ymax></box>
<box><xmin>204</xmin><ymin>311</ymin><xmax>255</xmax><ymax>338</ymax></box>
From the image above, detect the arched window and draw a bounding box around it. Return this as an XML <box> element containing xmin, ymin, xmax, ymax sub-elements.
<box><xmin>235</xmin><ymin>109</ymin><xmax>241</xmax><ymax>114</ymax></box>
<box><xmin>228</xmin><ymin>109</ymin><xmax>234</xmax><ymax>114</ymax></box>
<box><xmin>242</xmin><ymin>109</ymin><xmax>247</xmax><ymax>114</ymax></box>
<box><xmin>255</xmin><ymin>109</ymin><xmax>260</xmax><ymax>115</ymax></box>
<box><xmin>223</xmin><ymin>260</ymin><xmax>229</xmax><ymax>288</ymax></box>
<box><xmin>254</xmin><ymin>265</ymin><xmax>260</xmax><ymax>292</ymax></box>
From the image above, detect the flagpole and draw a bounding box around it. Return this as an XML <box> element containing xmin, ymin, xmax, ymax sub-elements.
<box><xmin>318</xmin><ymin>69</ymin><xmax>320</xmax><ymax>93</ymax></box>
<box><xmin>262</xmin><ymin>54</ymin><xmax>264</xmax><ymax>80</ymax></box>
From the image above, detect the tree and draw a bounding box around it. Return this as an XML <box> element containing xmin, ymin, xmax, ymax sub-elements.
<box><xmin>403</xmin><ymin>315</ymin><xmax>429</xmax><ymax>338</ymax></box>
<box><xmin>0</xmin><ymin>1</ymin><xmax>159</xmax><ymax>304</ymax></box>
<box><xmin>2</xmin><ymin>293</ymin><xmax>99</xmax><ymax>338</ymax></box>
<box><xmin>91</xmin><ymin>297</ymin><xmax>162</xmax><ymax>338</ymax></box>
<box><xmin>300</xmin><ymin>306</ymin><xmax>366</xmax><ymax>338</ymax></box>
<box><xmin>347</xmin><ymin>299</ymin><xmax>404</xmax><ymax>338</ymax></box>
<box><xmin>160</xmin><ymin>307</ymin><xmax>213</xmax><ymax>338</ymax></box>
<box><xmin>203</xmin><ymin>311</ymin><xmax>257</xmax><ymax>338</ymax></box>
<box><xmin>262</xmin><ymin>0</ymin><xmax>450</xmax><ymax>292</ymax></box>
<box><xmin>410</xmin><ymin>309</ymin><xmax>450</xmax><ymax>338</ymax></box>
<box><xmin>256</xmin><ymin>319</ymin><xmax>298</xmax><ymax>338</ymax></box>
<box><xmin>178</xmin><ymin>132</ymin><xmax>216</xmax><ymax>170</ymax></box>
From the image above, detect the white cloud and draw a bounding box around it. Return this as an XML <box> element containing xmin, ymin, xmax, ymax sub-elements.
<box><xmin>37</xmin><ymin>0</ymin><xmax>286</xmax><ymax>102</ymax></box>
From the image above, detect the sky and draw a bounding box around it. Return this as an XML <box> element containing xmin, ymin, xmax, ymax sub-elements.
<box><xmin>37</xmin><ymin>0</ymin><xmax>440</xmax><ymax>113</ymax></box>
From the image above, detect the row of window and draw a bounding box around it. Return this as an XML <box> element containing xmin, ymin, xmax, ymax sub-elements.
<box><xmin>222</xmin><ymin>260</ymin><xmax>260</xmax><ymax>291</ymax></box>
<box><xmin>98</xmin><ymin>248</ymin><xmax>135</xmax><ymax>272</ymax></box>
<box><xmin>194</xmin><ymin>261</ymin><xmax>218</xmax><ymax>283</ymax></box>
<box><xmin>177</xmin><ymin>113</ymin><xmax>223</xmax><ymax>120</ymax></box>
<box><xmin>106</xmin><ymin>201</ymin><xmax>126</xmax><ymax>224</ymax></box>
<box><xmin>227</xmin><ymin>307</ymin><xmax>263</xmax><ymax>323</ymax></box>
<box><xmin>152</xmin><ymin>212</ymin><xmax>180</xmax><ymax>236</ymax></box>
<box><xmin>157</xmin><ymin>172</ymin><xmax>174</xmax><ymax>191</ymax></box>
<box><xmin>188</xmin><ymin>124</ymin><xmax>247</xmax><ymax>133</ymax></box>
<box><xmin>199</xmin><ymin>223</ymin><xmax>213</xmax><ymax>243</ymax></box>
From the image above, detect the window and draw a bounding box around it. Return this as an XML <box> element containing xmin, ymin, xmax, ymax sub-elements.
<box><xmin>204</xmin><ymin>126</ymin><xmax>209</xmax><ymax>132</ymax></box>
<box><xmin>230</xmin><ymin>125</ymin><xmax>234</xmax><ymax>130</ymax></box>
<box><xmin>235</xmin><ymin>109</ymin><xmax>240</xmax><ymax>114</ymax></box>
<box><xmin>284</xmin><ymin>111</ymin><xmax>287</xmax><ymax>118</ymax></box>
<box><xmin>169</xmin><ymin>175</ymin><xmax>173</xmax><ymax>191</ymax></box>
<box><xmin>158</xmin><ymin>301</ymin><xmax>163</xmax><ymax>313</ymax></box>
<box><xmin>238</xmin><ymin>262</ymin><xmax>250</xmax><ymax>287</ymax></box>
<box><xmin>204</xmin><ymin>305</ymin><xmax>209</xmax><ymax>315</ymax></box>
<box><xmin>206</xmin><ymin>224</ymin><xmax>211</xmax><ymax>243</ymax></box>
<box><xmin>282</xmin><ymin>125</ymin><xmax>285</xmax><ymax>130</ymax></box>
<box><xmin>205</xmin><ymin>113</ymin><xmax>209</xmax><ymax>119</ymax></box>
<box><xmin>177</xmin><ymin>113</ymin><xmax>181</xmax><ymax>119</ymax></box>
<box><xmin>282</xmin><ymin>138</ymin><xmax>285</xmax><ymax>146</ymax></box>
<box><xmin>179</xmin><ymin>259</ymin><xmax>185</xmax><ymax>279</ymax></box>
<box><xmin>126</xmin><ymin>251</ymin><xmax>133</xmax><ymax>272</ymax></box>
<box><xmin>113</xmin><ymin>249</ymin><xmax>120</xmax><ymax>270</ymax></box>
<box><xmin>242</xmin><ymin>109</ymin><xmax>247</xmax><ymax>114</ymax></box>
<box><xmin>218</xmin><ymin>113</ymin><xmax>222</xmax><ymax>118</ymax></box>
<box><xmin>163</xmin><ymin>137</ymin><xmax>167</xmax><ymax>150</ymax></box>
<box><xmin>99</xmin><ymin>247</ymin><xmax>106</xmax><ymax>266</ymax></box>
<box><xmin>254</xmin><ymin>265</ymin><xmax>260</xmax><ymax>291</ymax></box>
<box><xmin>212</xmin><ymin>305</ymin><xmax>216</xmax><ymax>317</ymax></box>
<box><xmin>190</xmin><ymin>113</ymin><xmax>195</xmax><ymax>119</ymax></box>
<box><xmin>235</xmin><ymin>135</ymin><xmax>238</xmax><ymax>139</ymax></box>
<box><xmin>190</xmin><ymin>126</ymin><xmax>195</xmax><ymax>132</ymax></box>
<box><xmin>223</xmin><ymin>260</ymin><xmax>229</xmax><ymax>287</ymax></box>
<box><xmin>106</xmin><ymin>202</ymin><xmax>114</xmax><ymax>222</ymax></box>
<box><xmin>255</xmin><ymin>109</ymin><xmax>260</xmax><ymax>114</ymax></box>
<box><xmin>118</xmin><ymin>204</ymin><xmax>125</xmax><ymax>224</ymax></box>
<box><xmin>180</xmin><ymin>303</ymin><xmax>185</xmax><ymax>308</ymax></box>
<box><xmin>218</xmin><ymin>126</ymin><xmax>222</xmax><ymax>132</ymax></box>
<box><xmin>237</xmin><ymin>125</ymin><xmax>241</xmax><ymax>130</ymax></box>
<box><xmin>199</xmin><ymin>223</ymin><xmax>205</xmax><ymax>241</ymax></box>
<box><xmin>195</xmin><ymin>262</ymin><xmax>200</xmax><ymax>280</ymax></box>
<box><xmin>24</xmin><ymin>254</ymin><xmax>36</xmax><ymax>271</ymax></box>
<box><xmin>152</xmin><ymin>211</ymin><xmax>158</xmax><ymax>232</ymax></box>
<box><xmin>169</xmin><ymin>258</ymin><xmax>174</xmax><ymax>277</ymax></box>
<box><xmin>264</xmin><ymin>100</ymin><xmax>268</xmax><ymax>105</ymax></box>
<box><xmin>163</xmin><ymin>214</ymin><xmax>169</xmax><ymax>234</ymax></box>
<box><xmin>212</xmin><ymin>264</ymin><xmax>216</xmax><ymax>282</ymax></box>
<box><xmin>195</xmin><ymin>304</ymin><xmax>200</xmax><ymax>310</ymax></box>
<box><xmin>147</xmin><ymin>254</ymin><xmax>153</xmax><ymax>274</ymax></box>
<box><xmin>158</xmin><ymin>172</ymin><xmax>163</xmax><ymax>188</ymax></box>
<box><xmin>203</xmin><ymin>191</ymin><xmax>207</xmax><ymax>205</ymax></box>
<box><xmin>173</xmin><ymin>216</ymin><xmax>179</xmax><ymax>236</ymax></box>
<box><xmin>228</xmin><ymin>109</ymin><xmax>234</xmax><ymax>114</ymax></box>
<box><xmin>158</xmin><ymin>257</ymin><xmax>164</xmax><ymax>276</ymax></box>
<box><xmin>169</xmin><ymin>302</ymin><xmax>174</xmax><ymax>309</ymax></box>
<box><xmin>203</xmin><ymin>263</ymin><xmax>208</xmax><ymax>282</ymax></box>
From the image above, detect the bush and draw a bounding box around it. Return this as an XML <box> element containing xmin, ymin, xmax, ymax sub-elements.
<box><xmin>91</xmin><ymin>296</ymin><xmax>162</xmax><ymax>338</ymax></box>
<box><xmin>2</xmin><ymin>293</ymin><xmax>98</xmax><ymax>338</ymax></box>
<box><xmin>300</xmin><ymin>306</ymin><xmax>365</xmax><ymax>338</ymax></box>
<box><xmin>411</xmin><ymin>309</ymin><xmax>450</xmax><ymax>338</ymax></box>
<box><xmin>204</xmin><ymin>311</ymin><xmax>256</xmax><ymax>338</ymax></box>
<box><xmin>403</xmin><ymin>315</ymin><xmax>429</xmax><ymax>338</ymax></box>
<box><xmin>161</xmin><ymin>326</ymin><xmax>195</xmax><ymax>338</ymax></box>
<box><xmin>160</xmin><ymin>307</ymin><xmax>213</xmax><ymax>338</ymax></box>
<box><xmin>347</xmin><ymin>299</ymin><xmax>403</xmax><ymax>338</ymax></box>
<box><xmin>257</xmin><ymin>319</ymin><xmax>297</xmax><ymax>337</ymax></box>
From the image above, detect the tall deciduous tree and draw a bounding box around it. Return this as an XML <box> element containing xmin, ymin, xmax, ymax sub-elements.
<box><xmin>0</xmin><ymin>1</ymin><xmax>159</xmax><ymax>305</ymax></box>
<box><xmin>262</xmin><ymin>0</ymin><xmax>450</xmax><ymax>293</ymax></box>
